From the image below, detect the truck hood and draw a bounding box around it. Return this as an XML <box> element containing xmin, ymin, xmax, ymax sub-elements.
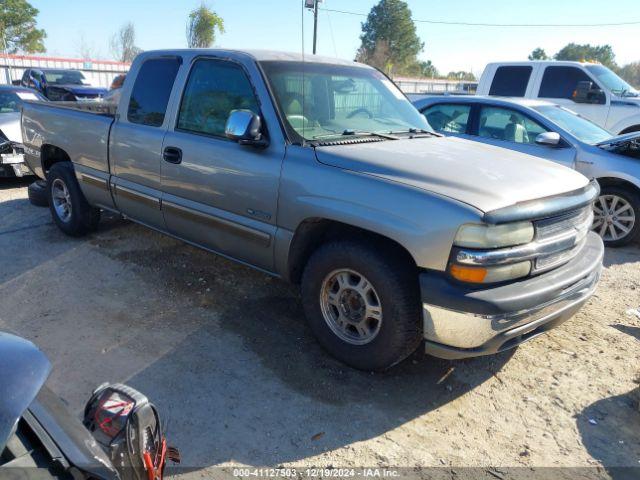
<box><xmin>315</xmin><ymin>136</ymin><xmax>589</xmax><ymax>213</ymax></box>
<box><xmin>0</xmin><ymin>112</ymin><xmax>23</xmax><ymax>143</ymax></box>
<box><xmin>48</xmin><ymin>85</ymin><xmax>107</xmax><ymax>96</ymax></box>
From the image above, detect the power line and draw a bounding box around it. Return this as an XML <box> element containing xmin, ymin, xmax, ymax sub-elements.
<box><xmin>319</xmin><ymin>7</ymin><xmax>640</xmax><ymax>27</ymax></box>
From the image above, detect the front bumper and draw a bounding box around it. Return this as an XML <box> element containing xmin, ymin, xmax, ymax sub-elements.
<box><xmin>421</xmin><ymin>232</ymin><xmax>604</xmax><ymax>359</ymax></box>
<box><xmin>0</xmin><ymin>152</ymin><xmax>30</xmax><ymax>177</ymax></box>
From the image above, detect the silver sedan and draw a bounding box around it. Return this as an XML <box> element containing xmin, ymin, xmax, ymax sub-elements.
<box><xmin>413</xmin><ymin>96</ymin><xmax>640</xmax><ymax>246</ymax></box>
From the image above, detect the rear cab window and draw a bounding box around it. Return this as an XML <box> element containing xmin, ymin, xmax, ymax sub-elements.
<box><xmin>127</xmin><ymin>57</ymin><xmax>182</xmax><ymax>127</ymax></box>
<box><xmin>422</xmin><ymin>103</ymin><xmax>471</xmax><ymax>133</ymax></box>
<box><xmin>489</xmin><ymin>66</ymin><xmax>533</xmax><ymax>97</ymax></box>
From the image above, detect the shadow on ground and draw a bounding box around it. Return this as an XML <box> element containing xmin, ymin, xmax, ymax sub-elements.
<box><xmin>84</xmin><ymin>226</ymin><xmax>516</xmax><ymax>468</ymax></box>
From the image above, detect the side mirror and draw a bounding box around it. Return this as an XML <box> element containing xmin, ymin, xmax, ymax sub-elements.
<box><xmin>225</xmin><ymin>110</ymin><xmax>268</xmax><ymax>147</ymax></box>
<box><xmin>535</xmin><ymin>131</ymin><xmax>561</xmax><ymax>147</ymax></box>
<box><xmin>573</xmin><ymin>81</ymin><xmax>605</xmax><ymax>105</ymax></box>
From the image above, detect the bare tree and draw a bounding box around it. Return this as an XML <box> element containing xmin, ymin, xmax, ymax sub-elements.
<box><xmin>110</xmin><ymin>22</ymin><xmax>142</xmax><ymax>63</ymax></box>
<box><xmin>77</xmin><ymin>33</ymin><xmax>95</xmax><ymax>60</ymax></box>
<box><xmin>356</xmin><ymin>39</ymin><xmax>393</xmax><ymax>75</ymax></box>
<box><xmin>186</xmin><ymin>3</ymin><xmax>224</xmax><ymax>49</ymax></box>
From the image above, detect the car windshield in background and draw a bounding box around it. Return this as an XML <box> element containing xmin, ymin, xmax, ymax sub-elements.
<box><xmin>536</xmin><ymin>105</ymin><xmax>612</xmax><ymax>144</ymax></box>
<box><xmin>0</xmin><ymin>90</ymin><xmax>45</xmax><ymax>113</ymax></box>
<box><xmin>260</xmin><ymin>61</ymin><xmax>432</xmax><ymax>142</ymax></box>
<box><xmin>585</xmin><ymin>64</ymin><xmax>639</xmax><ymax>97</ymax></box>
<box><xmin>43</xmin><ymin>70</ymin><xmax>86</xmax><ymax>85</ymax></box>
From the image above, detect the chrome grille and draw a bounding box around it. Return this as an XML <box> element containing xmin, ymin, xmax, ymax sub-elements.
<box><xmin>532</xmin><ymin>206</ymin><xmax>593</xmax><ymax>273</ymax></box>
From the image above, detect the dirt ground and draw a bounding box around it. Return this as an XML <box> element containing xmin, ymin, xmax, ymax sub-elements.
<box><xmin>1</xmin><ymin>177</ymin><xmax>639</xmax><ymax>479</ymax></box>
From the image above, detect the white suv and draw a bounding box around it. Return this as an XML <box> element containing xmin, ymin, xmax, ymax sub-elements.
<box><xmin>477</xmin><ymin>61</ymin><xmax>640</xmax><ymax>135</ymax></box>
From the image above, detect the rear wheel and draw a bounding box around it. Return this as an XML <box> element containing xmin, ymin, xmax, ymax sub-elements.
<box><xmin>592</xmin><ymin>186</ymin><xmax>639</xmax><ymax>247</ymax></box>
<box><xmin>47</xmin><ymin>162</ymin><xmax>100</xmax><ymax>237</ymax></box>
<box><xmin>301</xmin><ymin>240</ymin><xmax>423</xmax><ymax>371</ymax></box>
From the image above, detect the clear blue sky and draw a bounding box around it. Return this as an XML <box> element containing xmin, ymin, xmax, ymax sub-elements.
<box><xmin>30</xmin><ymin>0</ymin><xmax>640</xmax><ymax>75</ymax></box>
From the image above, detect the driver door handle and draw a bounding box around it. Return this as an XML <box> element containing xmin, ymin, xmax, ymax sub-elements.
<box><xmin>163</xmin><ymin>146</ymin><xmax>182</xmax><ymax>164</ymax></box>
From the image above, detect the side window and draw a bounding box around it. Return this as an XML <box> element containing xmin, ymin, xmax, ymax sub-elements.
<box><xmin>478</xmin><ymin>107</ymin><xmax>547</xmax><ymax>144</ymax></box>
<box><xmin>489</xmin><ymin>66</ymin><xmax>532</xmax><ymax>97</ymax></box>
<box><xmin>22</xmin><ymin>70</ymin><xmax>29</xmax><ymax>83</ymax></box>
<box><xmin>422</xmin><ymin>104</ymin><xmax>471</xmax><ymax>133</ymax></box>
<box><xmin>177</xmin><ymin>59</ymin><xmax>259</xmax><ymax>138</ymax></box>
<box><xmin>127</xmin><ymin>57</ymin><xmax>181</xmax><ymax>127</ymax></box>
<box><xmin>539</xmin><ymin>66</ymin><xmax>593</xmax><ymax>99</ymax></box>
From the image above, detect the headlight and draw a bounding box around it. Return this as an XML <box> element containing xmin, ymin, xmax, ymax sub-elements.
<box><xmin>454</xmin><ymin>221</ymin><xmax>534</xmax><ymax>249</ymax></box>
<box><xmin>449</xmin><ymin>261</ymin><xmax>531</xmax><ymax>284</ymax></box>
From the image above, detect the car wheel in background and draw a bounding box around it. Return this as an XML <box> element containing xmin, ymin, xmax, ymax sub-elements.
<box><xmin>47</xmin><ymin>162</ymin><xmax>100</xmax><ymax>237</ymax></box>
<box><xmin>301</xmin><ymin>239</ymin><xmax>423</xmax><ymax>371</ymax></box>
<box><xmin>28</xmin><ymin>179</ymin><xmax>49</xmax><ymax>207</ymax></box>
<box><xmin>592</xmin><ymin>186</ymin><xmax>640</xmax><ymax>247</ymax></box>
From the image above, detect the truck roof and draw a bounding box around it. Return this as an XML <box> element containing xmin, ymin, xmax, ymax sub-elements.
<box><xmin>485</xmin><ymin>60</ymin><xmax>601</xmax><ymax>68</ymax></box>
<box><xmin>137</xmin><ymin>49</ymin><xmax>368</xmax><ymax>67</ymax></box>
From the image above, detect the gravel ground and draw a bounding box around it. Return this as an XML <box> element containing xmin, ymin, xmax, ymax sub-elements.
<box><xmin>1</xmin><ymin>178</ymin><xmax>639</xmax><ymax>479</ymax></box>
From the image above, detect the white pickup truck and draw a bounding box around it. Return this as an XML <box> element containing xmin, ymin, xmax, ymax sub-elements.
<box><xmin>477</xmin><ymin>61</ymin><xmax>640</xmax><ymax>135</ymax></box>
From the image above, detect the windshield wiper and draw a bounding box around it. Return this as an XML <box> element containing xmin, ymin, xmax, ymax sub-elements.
<box><xmin>388</xmin><ymin>128</ymin><xmax>440</xmax><ymax>137</ymax></box>
<box><xmin>312</xmin><ymin>129</ymin><xmax>399</xmax><ymax>141</ymax></box>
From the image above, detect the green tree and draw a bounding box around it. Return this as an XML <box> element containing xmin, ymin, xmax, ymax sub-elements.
<box><xmin>554</xmin><ymin>43</ymin><xmax>617</xmax><ymax>69</ymax></box>
<box><xmin>528</xmin><ymin>48</ymin><xmax>549</xmax><ymax>61</ymax></box>
<box><xmin>186</xmin><ymin>3</ymin><xmax>225</xmax><ymax>49</ymax></box>
<box><xmin>0</xmin><ymin>0</ymin><xmax>45</xmax><ymax>53</ymax></box>
<box><xmin>619</xmin><ymin>62</ymin><xmax>640</xmax><ymax>89</ymax></box>
<box><xmin>110</xmin><ymin>22</ymin><xmax>142</xmax><ymax>63</ymax></box>
<box><xmin>356</xmin><ymin>0</ymin><xmax>424</xmax><ymax>76</ymax></box>
<box><xmin>446</xmin><ymin>71</ymin><xmax>476</xmax><ymax>81</ymax></box>
<box><xmin>415</xmin><ymin>60</ymin><xmax>438</xmax><ymax>78</ymax></box>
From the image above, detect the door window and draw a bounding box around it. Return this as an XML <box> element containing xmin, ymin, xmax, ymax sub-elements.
<box><xmin>422</xmin><ymin>104</ymin><xmax>471</xmax><ymax>133</ymax></box>
<box><xmin>478</xmin><ymin>106</ymin><xmax>547</xmax><ymax>144</ymax></box>
<box><xmin>177</xmin><ymin>59</ymin><xmax>259</xmax><ymax>138</ymax></box>
<box><xmin>489</xmin><ymin>66</ymin><xmax>532</xmax><ymax>97</ymax></box>
<box><xmin>539</xmin><ymin>66</ymin><xmax>594</xmax><ymax>99</ymax></box>
<box><xmin>127</xmin><ymin>57</ymin><xmax>181</xmax><ymax>127</ymax></box>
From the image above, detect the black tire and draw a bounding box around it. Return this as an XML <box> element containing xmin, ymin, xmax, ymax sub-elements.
<box><xmin>594</xmin><ymin>186</ymin><xmax>640</xmax><ymax>247</ymax></box>
<box><xmin>28</xmin><ymin>179</ymin><xmax>49</xmax><ymax>207</ymax></box>
<box><xmin>47</xmin><ymin>162</ymin><xmax>100</xmax><ymax>237</ymax></box>
<box><xmin>301</xmin><ymin>239</ymin><xmax>422</xmax><ymax>371</ymax></box>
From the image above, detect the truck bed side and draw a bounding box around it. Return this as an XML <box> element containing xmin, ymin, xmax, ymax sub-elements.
<box><xmin>21</xmin><ymin>101</ymin><xmax>116</xmax><ymax>210</ymax></box>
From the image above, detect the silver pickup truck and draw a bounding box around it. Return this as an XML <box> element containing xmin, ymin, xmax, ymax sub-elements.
<box><xmin>21</xmin><ymin>49</ymin><xmax>604</xmax><ymax>370</ymax></box>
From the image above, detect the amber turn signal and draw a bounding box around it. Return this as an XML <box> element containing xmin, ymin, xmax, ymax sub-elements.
<box><xmin>449</xmin><ymin>264</ymin><xmax>488</xmax><ymax>283</ymax></box>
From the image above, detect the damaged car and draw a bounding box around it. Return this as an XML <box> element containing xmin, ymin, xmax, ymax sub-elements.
<box><xmin>0</xmin><ymin>331</ymin><xmax>178</xmax><ymax>479</ymax></box>
<box><xmin>0</xmin><ymin>86</ymin><xmax>46</xmax><ymax>179</ymax></box>
<box><xmin>415</xmin><ymin>96</ymin><xmax>640</xmax><ymax>246</ymax></box>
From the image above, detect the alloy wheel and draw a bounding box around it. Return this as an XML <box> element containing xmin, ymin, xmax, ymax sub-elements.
<box><xmin>592</xmin><ymin>194</ymin><xmax>635</xmax><ymax>242</ymax></box>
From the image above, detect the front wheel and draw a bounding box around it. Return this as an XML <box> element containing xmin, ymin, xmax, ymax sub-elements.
<box><xmin>301</xmin><ymin>240</ymin><xmax>423</xmax><ymax>371</ymax></box>
<box><xmin>47</xmin><ymin>162</ymin><xmax>100</xmax><ymax>237</ymax></box>
<box><xmin>592</xmin><ymin>186</ymin><xmax>639</xmax><ymax>247</ymax></box>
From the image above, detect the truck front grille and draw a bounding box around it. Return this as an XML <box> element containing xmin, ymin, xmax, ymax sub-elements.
<box><xmin>531</xmin><ymin>206</ymin><xmax>593</xmax><ymax>273</ymax></box>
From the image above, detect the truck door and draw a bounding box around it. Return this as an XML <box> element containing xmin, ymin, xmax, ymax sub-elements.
<box><xmin>537</xmin><ymin>66</ymin><xmax>610</xmax><ymax>128</ymax></box>
<box><xmin>109</xmin><ymin>56</ymin><xmax>182</xmax><ymax>230</ymax></box>
<box><xmin>160</xmin><ymin>57</ymin><xmax>284</xmax><ymax>272</ymax></box>
<box><xmin>473</xmin><ymin>105</ymin><xmax>577</xmax><ymax>169</ymax></box>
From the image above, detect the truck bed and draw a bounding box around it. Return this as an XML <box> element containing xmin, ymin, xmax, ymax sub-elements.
<box><xmin>21</xmin><ymin>100</ymin><xmax>115</xmax><ymax>179</ymax></box>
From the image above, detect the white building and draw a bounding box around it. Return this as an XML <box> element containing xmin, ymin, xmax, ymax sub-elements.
<box><xmin>0</xmin><ymin>54</ymin><xmax>129</xmax><ymax>88</ymax></box>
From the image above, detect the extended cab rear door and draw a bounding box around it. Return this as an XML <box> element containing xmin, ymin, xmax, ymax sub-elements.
<box><xmin>109</xmin><ymin>55</ymin><xmax>182</xmax><ymax>230</ymax></box>
<box><xmin>159</xmin><ymin>54</ymin><xmax>286</xmax><ymax>272</ymax></box>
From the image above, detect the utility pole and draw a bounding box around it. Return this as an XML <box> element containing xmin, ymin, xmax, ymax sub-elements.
<box><xmin>305</xmin><ymin>0</ymin><xmax>322</xmax><ymax>55</ymax></box>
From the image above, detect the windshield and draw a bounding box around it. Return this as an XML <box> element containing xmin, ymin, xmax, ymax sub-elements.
<box><xmin>43</xmin><ymin>70</ymin><xmax>86</xmax><ymax>85</ymax></box>
<box><xmin>260</xmin><ymin>61</ymin><xmax>432</xmax><ymax>142</ymax></box>
<box><xmin>585</xmin><ymin>65</ymin><xmax>638</xmax><ymax>97</ymax></box>
<box><xmin>0</xmin><ymin>90</ymin><xmax>42</xmax><ymax>112</ymax></box>
<box><xmin>536</xmin><ymin>105</ymin><xmax>612</xmax><ymax>144</ymax></box>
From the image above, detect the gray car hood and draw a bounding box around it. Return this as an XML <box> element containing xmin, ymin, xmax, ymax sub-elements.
<box><xmin>596</xmin><ymin>131</ymin><xmax>640</xmax><ymax>149</ymax></box>
<box><xmin>315</xmin><ymin>136</ymin><xmax>589</xmax><ymax>213</ymax></box>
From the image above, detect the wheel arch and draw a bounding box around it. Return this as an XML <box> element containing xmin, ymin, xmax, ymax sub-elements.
<box><xmin>285</xmin><ymin>217</ymin><xmax>418</xmax><ymax>284</ymax></box>
<box><xmin>596</xmin><ymin>176</ymin><xmax>640</xmax><ymax>196</ymax></box>
<box><xmin>41</xmin><ymin>144</ymin><xmax>72</xmax><ymax>177</ymax></box>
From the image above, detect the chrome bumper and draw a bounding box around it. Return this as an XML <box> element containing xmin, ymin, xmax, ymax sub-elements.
<box><xmin>421</xmin><ymin>232</ymin><xmax>603</xmax><ymax>359</ymax></box>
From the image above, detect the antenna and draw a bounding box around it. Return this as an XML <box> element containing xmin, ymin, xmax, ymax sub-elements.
<box><xmin>301</xmin><ymin>0</ymin><xmax>306</xmax><ymax>145</ymax></box>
